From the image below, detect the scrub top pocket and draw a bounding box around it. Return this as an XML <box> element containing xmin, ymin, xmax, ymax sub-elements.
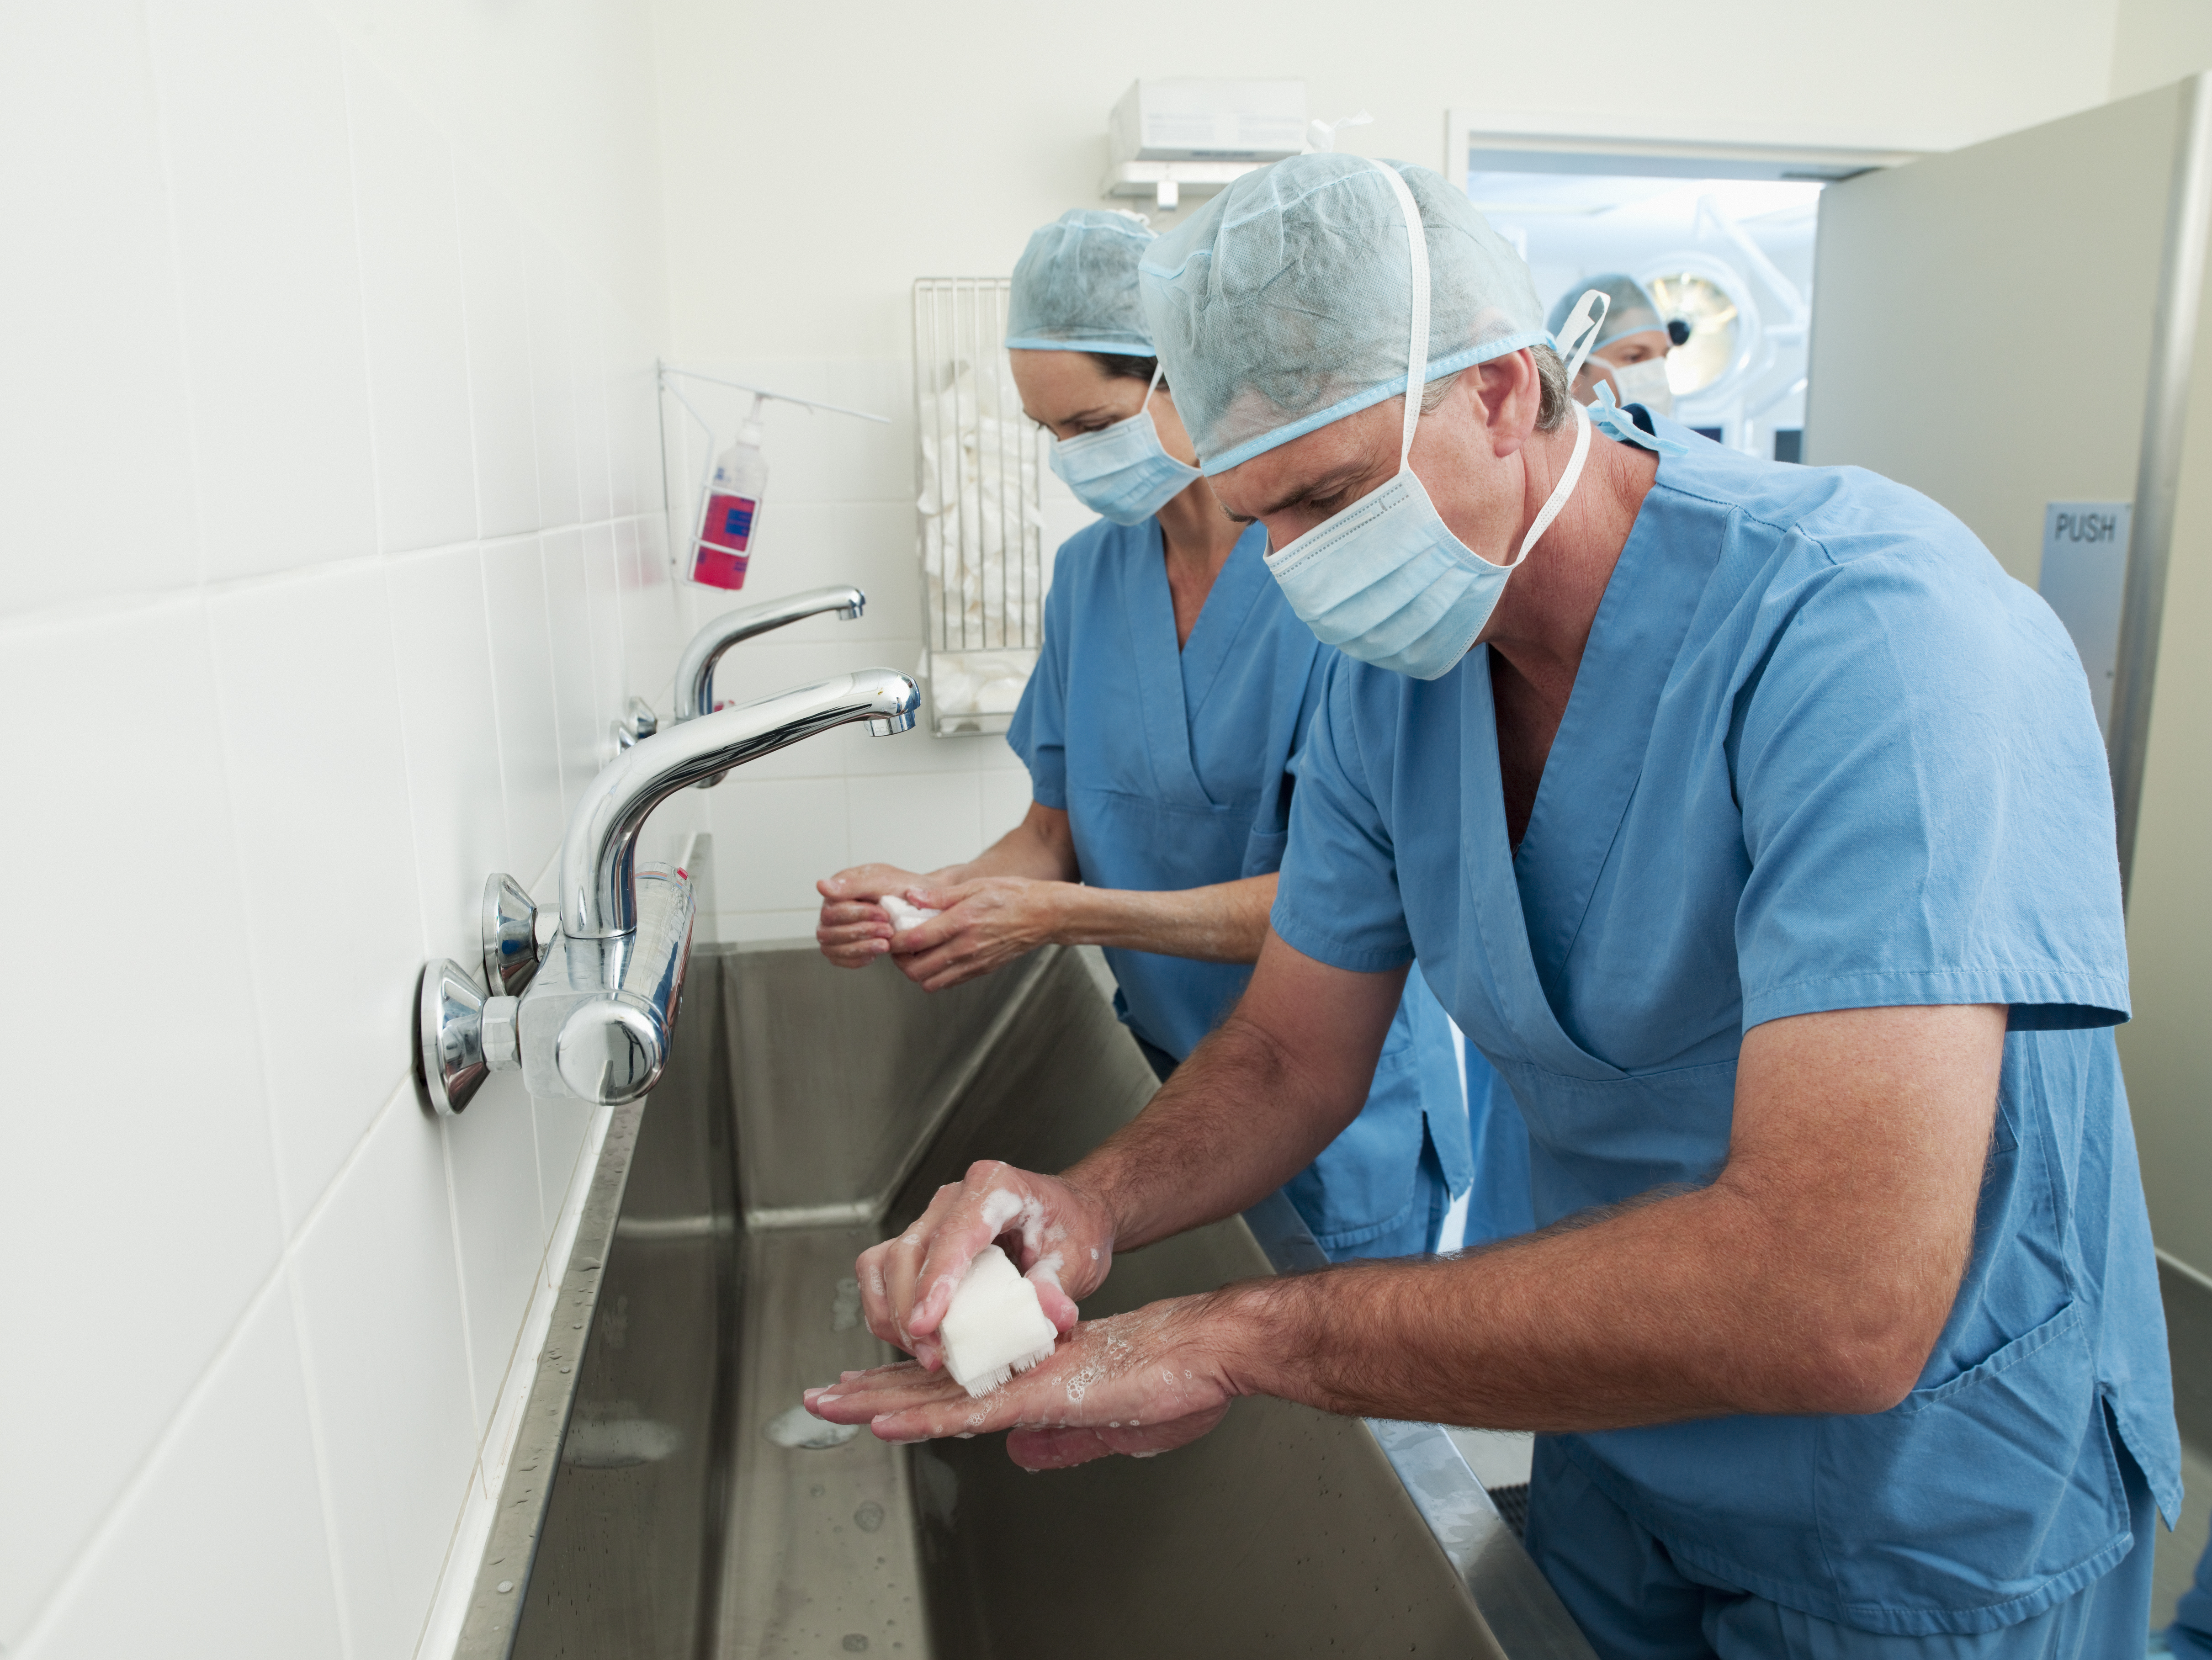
<box><xmin>1813</xmin><ymin>1303</ymin><xmax>2129</xmax><ymax>1632</ymax></box>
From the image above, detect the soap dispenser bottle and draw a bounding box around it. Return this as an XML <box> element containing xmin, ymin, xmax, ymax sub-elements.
<box><xmin>691</xmin><ymin>395</ymin><xmax>770</xmax><ymax>590</ymax></box>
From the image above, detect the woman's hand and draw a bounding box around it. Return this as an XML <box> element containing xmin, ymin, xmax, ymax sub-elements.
<box><xmin>852</xmin><ymin>1160</ymin><xmax>1116</xmax><ymax>1370</ymax></box>
<box><xmin>804</xmin><ymin>1295</ymin><xmax>1242</xmax><ymax>1470</ymax></box>
<box><xmin>813</xmin><ymin>863</ymin><xmax>932</xmax><ymax>967</ymax></box>
<box><xmin>886</xmin><ymin>876</ymin><xmax>1069</xmax><ymax>992</ymax></box>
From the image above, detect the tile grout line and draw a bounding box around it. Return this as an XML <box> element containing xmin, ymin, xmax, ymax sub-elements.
<box><xmin>18</xmin><ymin>821</ymin><xmax>554</xmax><ymax>1660</ymax></box>
<box><xmin>336</xmin><ymin>44</ymin><xmax>388</xmax><ymax>570</ymax></box>
<box><xmin>5</xmin><ymin>1068</ymin><xmax>425</xmax><ymax>1656</ymax></box>
<box><xmin>135</xmin><ymin>0</ymin><xmax>211</xmax><ymax>594</ymax></box>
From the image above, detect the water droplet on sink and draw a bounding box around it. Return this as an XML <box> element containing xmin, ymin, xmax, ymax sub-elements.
<box><xmin>853</xmin><ymin>1501</ymin><xmax>885</xmax><ymax>1532</ymax></box>
<box><xmin>842</xmin><ymin>1637</ymin><xmax>869</xmax><ymax>1653</ymax></box>
<box><xmin>496</xmin><ymin>1580</ymin><xmax>514</xmax><ymax>1595</ymax></box>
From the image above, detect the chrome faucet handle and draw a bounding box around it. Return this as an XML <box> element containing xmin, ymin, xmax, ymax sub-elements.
<box><xmin>418</xmin><ymin>960</ymin><xmax>518</xmax><ymax>1116</ymax></box>
<box><xmin>605</xmin><ymin>695</ymin><xmax>658</xmax><ymax>762</ymax></box>
<box><xmin>482</xmin><ymin>873</ymin><xmax>546</xmax><ymax>997</ymax></box>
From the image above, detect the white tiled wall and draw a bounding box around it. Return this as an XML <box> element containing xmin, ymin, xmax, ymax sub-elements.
<box><xmin>657</xmin><ymin>361</ymin><xmax>1086</xmax><ymax>945</ymax></box>
<box><xmin>0</xmin><ymin>5</ymin><xmax>682</xmax><ymax>1656</ymax></box>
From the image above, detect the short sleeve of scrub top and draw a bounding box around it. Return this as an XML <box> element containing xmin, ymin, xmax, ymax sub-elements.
<box><xmin>1726</xmin><ymin>537</ymin><xmax>2129</xmax><ymax>1032</ymax></box>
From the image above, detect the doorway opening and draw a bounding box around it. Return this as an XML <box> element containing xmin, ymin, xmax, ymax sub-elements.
<box><xmin>1445</xmin><ymin>126</ymin><xmax>1916</xmax><ymax>462</ymax></box>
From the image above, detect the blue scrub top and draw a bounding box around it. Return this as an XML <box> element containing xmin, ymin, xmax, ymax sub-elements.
<box><xmin>1009</xmin><ymin>517</ymin><xmax>1499</xmax><ymax>1254</ymax></box>
<box><xmin>1272</xmin><ymin>418</ymin><xmax>2181</xmax><ymax>1637</ymax></box>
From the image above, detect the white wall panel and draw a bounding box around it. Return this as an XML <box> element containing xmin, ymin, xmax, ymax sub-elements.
<box><xmin>480</xmin><ymin>536</ymin><xmax>566</xmax><ymax>879</ymax></box>
<box><xmin>16</xmin><ymin>1290</ymin><xmax>344</xmax><ymax>1660</ymax></box>
<box><xmin>440</xmin><ymin>1073</ymin><xmax>548</xmax><ymax>1438</ymax></box>
<box><xmin>524</xmin><ymin>239</ymin><xmax>582</xmax><ymax>530</ymax></box>
<box><xmin>0</xmin><ymin>597</ymin><xmax>284</xmax><ymax>1643</ymax></box>
<box><xmin>456</xmin><ymin>167</ymin><xmax>542</xmax><ymax>541</ymax></box>
<box><xmin>147</xmin><ymin>0</ymin><xmax>377</xmax><ymax>581</ymax></box>
<box><xmin>0</xmin><ymin>2</ymin><xmax>198</xmax><ymax>615</ymax></box>
<box><xmin>347</xmin><ymin>54</ymin><xmax>478</xmax><ymax>558</ymax></box>
<box><xmin>0</xmin><ymin>1</ymin><xmax>668</xmax><ymax>1649</ymax></box>
<box><xmin>208</xmin><ymin>563</ymin><xmax>423</xmax><ymax>1225</ymax></box>
<box><xmin>389</xmin><ymin>544</ymin><xmax>512</xmax><ymax>971</ymax></box>
<box><xmin>292</xmin><ymin>1087</ymin><xmax>477</xmax><ymax>1660</ymax></box>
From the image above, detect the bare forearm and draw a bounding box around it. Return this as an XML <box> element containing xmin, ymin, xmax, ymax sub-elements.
<box><xmin>1209</xmin><ymin>1004</ymin><xmax>2007</xmax><ymax>1432</ymax></box>
<box><xmin>1066</xmin><ymin>1000</ymin><xmax>1374</xmax><ymax>1252</ymax></box>
<box><xmin>947</xmin><ymin>814</ymin><xmax>1077</xmax><ymax>884</ymax></box>
<box><xmin>1209</xmin><ymin>1185</ymin><xmax>1820</xmax><ymax>1432</ymax></box>
<box><xmin>1053</xmin><ymin>874</ymin><xmax>1276</xmax><ymax>963</ymax></box>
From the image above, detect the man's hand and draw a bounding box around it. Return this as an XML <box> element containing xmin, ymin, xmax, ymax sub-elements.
<box><xmin>805</xmin><ymin>1296</ymin><xmax>1240</xmax><ymax>1469</ymax></box>
<box><xmin>814</xmin><ymin>863</ymin><xmax>933</xmax><ymax>967</ymax></box>
<box><xmin>855</xmin><ymin>1160</ymin><xmax>1117</xmax><ymax>1370</ymax></box>
<box><xmin>883</xmin><ymin>876</ymin><xmax>1066</xmax><ymax>991</ymax></box>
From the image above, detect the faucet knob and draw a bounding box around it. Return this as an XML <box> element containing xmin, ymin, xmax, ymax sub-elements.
<box><xmin>418</xmin><ymin>960</ymin><xmax>489</xmax><ymax>1115</ymax></box>
<box><xmin>607</xmin><ymin>695</ymin><xmax>659</xmax><ymax>761</ymax></box>
<box><xmin>482</xmin><ymin>873</ymin><xmax>546</xmax><ymax>997</ymax></box>
<box><xmin>417</xmin><ymin>960</ymin><xmax>520</xmax><ymax>1116</ymax></box>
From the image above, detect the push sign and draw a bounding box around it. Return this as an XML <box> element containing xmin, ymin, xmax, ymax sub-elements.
<box><xmin>2036</xmin><ymin>501</ymin><xmax>2132</xmax><ymax>738</ymax></box>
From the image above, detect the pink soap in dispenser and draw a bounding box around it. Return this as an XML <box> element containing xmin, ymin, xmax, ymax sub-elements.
<box><xmin>691</xmin><ymin>395</ymin><xmax>770</xmax><ymax>590</ymax></box>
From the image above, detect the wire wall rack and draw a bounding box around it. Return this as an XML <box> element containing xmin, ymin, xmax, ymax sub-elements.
<box><xmin>911</xmin><ymin>277</ymin><xmax>1047</xmax><ymax>737</ymax></box>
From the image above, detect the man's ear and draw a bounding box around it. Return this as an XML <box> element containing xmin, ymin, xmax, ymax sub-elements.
<box><xmin>1473</xmin><ymin>350</ymin><xmax>1543</xmax><ymax>458</ymax></box>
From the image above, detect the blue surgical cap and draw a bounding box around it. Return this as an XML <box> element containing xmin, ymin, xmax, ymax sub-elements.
<box><xmin>1006</xmin><ymin>210</ymin><xmax>1157</xmax><ymax>357</ymax></box>
<box><xmin>1137</xmin><ymin>155</ymin><xmax>1548</xmax><ymax>474</ymax></box>
<box><xmin>1545</xmin><ymin>274</ymin><xmax>1665</xmax><ymax>352</ymax></box>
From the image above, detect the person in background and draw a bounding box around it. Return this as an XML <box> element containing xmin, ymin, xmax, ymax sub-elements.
<box><xmin>1545</xmin><ymin>272</ymin><xmax>1687</xmax><ymax>416</ymax></box>
<box><xmin>813</xmin><ymin>208</ymin><xmax>1532</xmax><ymax>1262</ymax></box>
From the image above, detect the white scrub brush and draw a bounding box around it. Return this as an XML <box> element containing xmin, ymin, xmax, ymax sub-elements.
<box><xmin>939</xmin><ymin>1244</ymin><xmax>1058</xmax><ymax>1397</ymax></box>
<box><xmin>879</xmin><ymin>893</ymin><xmax>941</xmax><ymax>933</ymax></box>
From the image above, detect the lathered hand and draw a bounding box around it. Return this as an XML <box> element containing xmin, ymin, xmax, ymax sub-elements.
<box><xmin>813</xmin><ymin>863</ymin><xmax>930</xmax><ymax>967</ymax></box>
<box><xmin>805</xmin><ymin>1298</ymin><xmax>1236</xmax><ymax>1469</ymax></box>
<box><xmin>853</xmin><ymin>1160</ymin><xmax>1114</xmax><ymax>1370</ymax></box>
<box><xmin>882</xmin><ymin>876</ymin><xmax>1062</xmax><ymax>991</ymax></box>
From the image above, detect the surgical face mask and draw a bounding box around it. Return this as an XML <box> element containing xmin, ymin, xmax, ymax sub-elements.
<box><xmin>1046</xmin><ymin>366</ymin><xmax>1201</xmax><ymax>525</ymax></box>
<box><xmin>1263</xmin><ymin>166</ymin><xmax>1598</xmax><ymax>680</ymax></box>
<box><xmin>1597</xmin><ymin>351</ymin><xmax>1674</xmax><ymax>419</ymax></box>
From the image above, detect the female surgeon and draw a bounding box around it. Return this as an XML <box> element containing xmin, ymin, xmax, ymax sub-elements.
<box><xmin>1544</xmin><ymin>272</ymin><xmax>1685</xmax><ymax>416</ymax></box>
<box><xmin>814</xmin><ymin>208</ymin><xmax>1530</xmax><ymax>1260</ymax></box>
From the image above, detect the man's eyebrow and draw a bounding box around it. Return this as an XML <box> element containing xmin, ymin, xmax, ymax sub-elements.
<box><xmin>1231</xmin><ymin>462</ymin><xmax>1371</xmax><ymax>523</ymax></box>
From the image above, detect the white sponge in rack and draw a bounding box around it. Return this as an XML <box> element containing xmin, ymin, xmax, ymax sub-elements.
<box><xmin>939</xmin><ymin>1245</ymin><xmax>1059</xmax><ymax>1397</ymax></box>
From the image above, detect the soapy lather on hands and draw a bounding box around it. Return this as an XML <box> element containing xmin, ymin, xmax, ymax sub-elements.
<box><xmin>815</xmin><ymin>860</ymin><xmax>1077</xmax><ymax>992</ymax></box>
<box><xmin>878</xmin><ymin>893</ymin><xmax>941</xmax><ymax>934</ymax></box>
<box><xmin>802</xmin><ymin>1157</ymin><xmax>1247</xmax><ymax>1467</ymax></box>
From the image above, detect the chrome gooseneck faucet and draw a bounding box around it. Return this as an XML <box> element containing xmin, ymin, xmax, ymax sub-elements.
<box><xmin>673</xmin><ymin>585</ymin><xmax>866</xmax><ymax>724</ymax></box>
<box><xmin>418</xmin><ymin>666</ymin><xmax>920</xmax><ymax>1115</ymax></box>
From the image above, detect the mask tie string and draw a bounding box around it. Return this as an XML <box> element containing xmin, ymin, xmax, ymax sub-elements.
<box><xmin>1553</xmin><ymin>289</ymin><xmax>1611</xmax><ymax>387</ymax></box>
<box><xmin>1370</xmin><ymin>162</ymin><xmax>1431</xmax><ymax>470</ymax></box>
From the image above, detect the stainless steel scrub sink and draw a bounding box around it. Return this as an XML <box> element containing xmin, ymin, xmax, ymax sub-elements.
<box><xmin>461</xmin><ymin>929</ymin><xmax>1591</xmax><ymax>1660</ymax></box>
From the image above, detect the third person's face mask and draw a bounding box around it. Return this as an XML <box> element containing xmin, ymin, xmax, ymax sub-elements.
<box><xmin>1047</xmin><ymin>364</ymin><xmax>1201</xmax><ymax>525</ymax></box>
<box><xmin>1263</xmin><ymin>163</ymin><xmax>1599</xmax><ymax>680</ymax></box>
<box><xmin>1599</xmin><ymin>352</ymin><xmax>1674</xmax><ymax>419</ymax></box>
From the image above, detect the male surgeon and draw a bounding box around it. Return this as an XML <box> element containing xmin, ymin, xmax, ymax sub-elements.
<box><xmin>806</xmin><ymin>155</ymin><xmax>2180</xmax><ymax>1658</ymax></box>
